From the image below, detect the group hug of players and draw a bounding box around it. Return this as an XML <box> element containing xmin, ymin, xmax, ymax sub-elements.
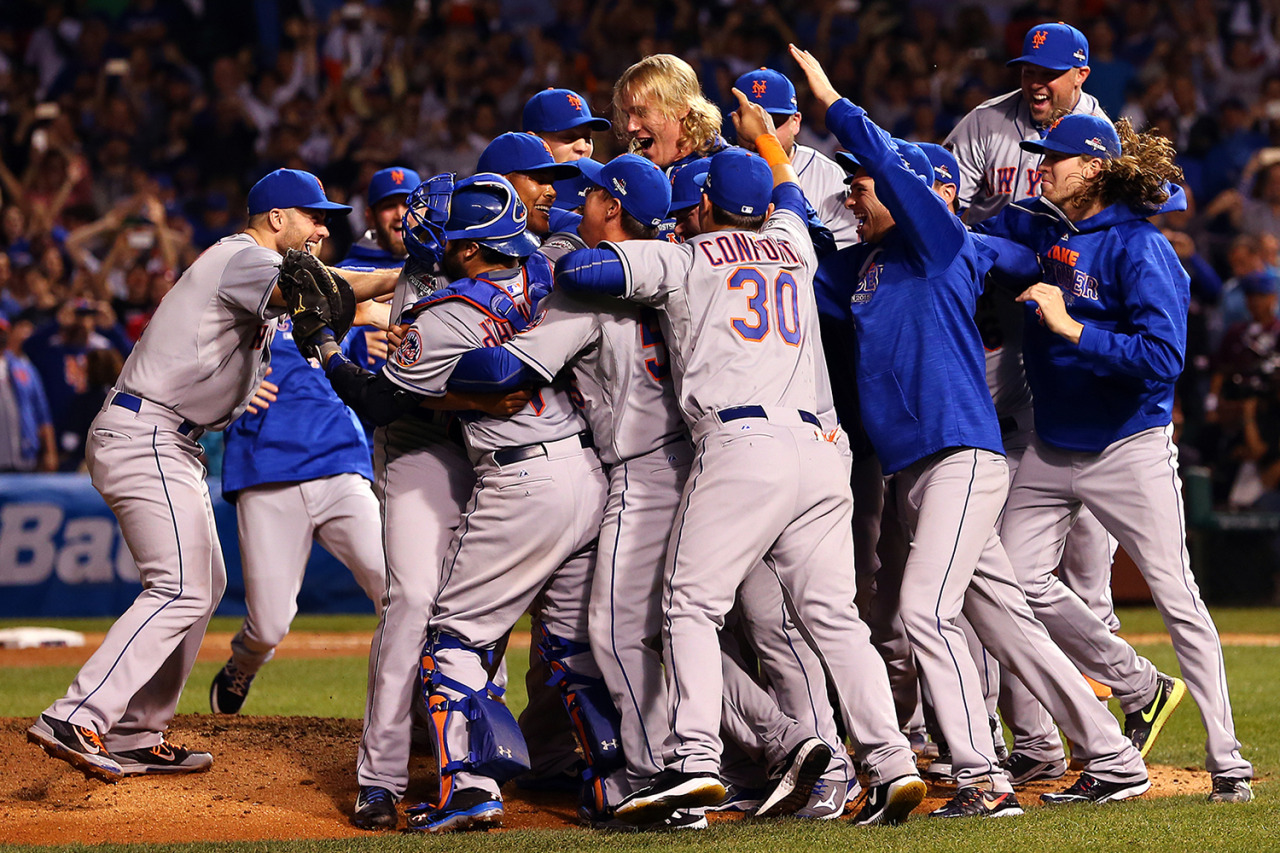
<box><xmin>27</xmin><ymin>21</ymin><xmax>1252</xmax><ymax>837</ymax></box>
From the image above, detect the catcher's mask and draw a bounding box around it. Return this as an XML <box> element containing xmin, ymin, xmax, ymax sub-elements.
<box><xmin>403</xmin><ymin>172</ymin><xmax>539</xmax><ymax>263</ymax></box>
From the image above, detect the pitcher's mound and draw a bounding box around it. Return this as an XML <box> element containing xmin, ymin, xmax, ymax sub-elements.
<box><xmin>0</xmin><ymin>715</ymin><xmax>1217</xmax><ymax>845</ymax></box>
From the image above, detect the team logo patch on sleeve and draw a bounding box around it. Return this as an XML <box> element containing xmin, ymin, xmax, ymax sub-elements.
<box><xmin>395</xmin><ymin>328</ymin><xmax>423</xmax><ymax>366</ymax></box>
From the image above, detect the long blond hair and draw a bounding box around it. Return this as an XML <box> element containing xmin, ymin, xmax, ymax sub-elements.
<box><xmin>613</xmin><ymin>54</ymin><xmax>722</xmax><ymax>157</ymax></box>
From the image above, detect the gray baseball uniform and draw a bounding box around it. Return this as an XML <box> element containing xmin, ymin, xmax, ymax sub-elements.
<box><xmin>600</xmin><ymin>207</ymin><xmax>918</xmax><ymax>786</ymax></box>
<box><xmin>505</xmin><ymin>290</ymin><xmax>852</xmax><ymax>798</ymax></box>
<box><xmin>46</xmin><ymin>232</ymin><xmax>283</xmax><ymax>751</ymax></box>
<box><xmin>792</xmin><ymin>143</ymin><xmax>860</xmax><ymax>249</ymax></box>
<box><xmin>385</xmin><ymin>270</ymin><xmax>609</xmax><ymax>802</ymax></box>
<box><xmin>945</xmin><ymin>89</ymin><xmax>1108</xmax><ymax>224</ymax></box>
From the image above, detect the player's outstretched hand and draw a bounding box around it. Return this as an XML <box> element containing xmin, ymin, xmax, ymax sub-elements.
<box><xmin>1016</xmin><ymin>283</ymin><xmax>1084</xmax><ymax>344</ymax></box>
<box><xmin>731</xmin><ymin>87</ymin><xmax>777</xmax><ymax>150</ymax></box>
<box><xmin>789</xmin><ymin>44</ymin><xmax>841</xmax><ymax>111</ymax></box>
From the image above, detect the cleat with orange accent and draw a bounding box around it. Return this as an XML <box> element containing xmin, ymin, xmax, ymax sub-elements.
<box><xmin>27</xmin><ymin>714</ymin><xmax>122</xmax><ymax>782</ymax></box>
<box><xmin>930</xmin><ymin>786</ymin><xmax>1024</xmax><ymax>818</ymax></box>
<box><xmin>113</xmin><ymin>740</ymin><xmax>213</xmax><ymax>775</ymax></box>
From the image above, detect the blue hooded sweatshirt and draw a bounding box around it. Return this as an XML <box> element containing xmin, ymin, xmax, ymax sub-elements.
<box><xmin>814</xmin><ymin>99</ymin><xmax>1011</xmax><ymax>475</ymax></box>
<box><xmin>977</xmin><ymin>188</ymin><xmax>1189</xmax><ymax>452</ymax></box>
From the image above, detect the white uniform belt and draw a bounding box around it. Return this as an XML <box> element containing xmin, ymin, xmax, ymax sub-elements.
<box><xmin>107</xmin><ymin>390</ymin><xmax>204</xmax><ymax>439</ymax></box>
<box><xmin>692</xmin><ymin>405</ymin><xmax>821</xmax><ymax>443</ymax></box>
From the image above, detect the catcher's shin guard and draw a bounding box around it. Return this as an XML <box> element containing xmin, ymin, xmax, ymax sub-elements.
<box><xmin>421</xmin><ymin>633</ymin><xmax>530</xmax><ymax>809</ymax></box>
<box><xmin>535</xmin><ymin>623</ymin><xmax>626</xmax><ymax>813</ymax></box>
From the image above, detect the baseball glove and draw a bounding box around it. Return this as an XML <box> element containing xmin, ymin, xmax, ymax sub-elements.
<box><xmin>278</xmin><ymin>248</ymin><xmax>356</xmax><ymax>359</ymax></box>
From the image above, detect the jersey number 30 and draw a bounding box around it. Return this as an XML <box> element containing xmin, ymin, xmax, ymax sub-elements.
<box><xmin>728</xmin><ymin>268</ymin><xmax>801</xmax><ymax>345</ymax></box>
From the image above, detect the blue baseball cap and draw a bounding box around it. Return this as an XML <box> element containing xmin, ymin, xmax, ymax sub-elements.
<box><xmin>834</xmin><ymin>139</ymin><xmax>932</xmax><ymax>184</ymax></box>
<box><xmin>697</xmin><ymin>148</ymin><xmax>772</xmax><ymax>217</ymax></box>
<box><xmin>523</xmin><ymin>88</ymin><xmax>611</xmax><ymax>133</ymax></box>
<box><xmin>1007</xmin><ymin>22</ymin><xmax>1089</xmax><ymax>71</ymax></box>
<box><xmin>368</xmin><ymin>166</ymin><xmax>421</xmax><ymax>207</ymax></box>
<box><xmin>584</xmin><ymin>153</ymin><xmax>672</xmax><ymax>227</ymax></box>
<box><xmin>916</xmin><ymin>143</ymin><xmax>959</xmax><ymax>188</ymax></box>
<box><xmin>1242</xmin><ymin>271</ymin><xmax>1279</xmax><ymax>296</ymax></box>
<box><xmin>1020</xmin><ymin>114</ymin><xmax>1120</xmax><ymax>159</ymax></box>
<box><xmin>477</xmin><ymin>132</ymin><xmax>582</xmax><ymax>181</ymax></box>
<box><xmin>247</xmin><ymin>168</ymin><xmax>352</xmax><ymax>215</ymax></box>
<box><xmin>552</xmin><ymin>172</ymin><xmax>594</xmax><ymax>211</ymax></box>
<box><xmin>668</xmin><ymin>159</ymin><xmax>711</xmax><ymax>214</ymax></box>
<box><xmin>734</xmin><ymin>68</ymin><xmax>798</xmax><ymax>116</ymax></box>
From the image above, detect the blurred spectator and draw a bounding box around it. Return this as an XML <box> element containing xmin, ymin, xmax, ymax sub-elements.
<box><xmin>0</xmin><ymin>312</ymin><xmax>58</xmax><ymax>472</ymax></box>
<box><xmin>22</xmin><ymin>298</ymin><xmax>130</xmax><ymax>470</ymax></box>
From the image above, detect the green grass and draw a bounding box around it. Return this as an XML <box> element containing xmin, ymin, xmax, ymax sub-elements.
<box><xmin>5</xmin><ymin>607</ymin><xmax>1278</xmax><ymax>852</ymax></box>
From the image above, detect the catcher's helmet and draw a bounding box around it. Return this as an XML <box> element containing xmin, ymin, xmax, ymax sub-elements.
<box><xmin>402</xmin><ymin>172</ymin><xmax>540</xmax><ymax>264</ymax></box>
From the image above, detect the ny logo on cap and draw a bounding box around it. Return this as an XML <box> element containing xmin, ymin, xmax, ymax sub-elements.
<box><xmin>1032</xmin><ymin>30</ymin><xmax>1048</xmax><ymax>48</ymax></box>
<box><xmin>567</xmin><ymin>94</ymin><xmax>582</xmax><ymax>110</ymax></box>
<box><xmin>391</xmin><ymin>169</ymin><xmax>405</xmax><ymax>184</ymax></box>
<box><xmin>752</xmin><ymin>80</ymin><xmax>767</xmax><ymax>96</ymax></box>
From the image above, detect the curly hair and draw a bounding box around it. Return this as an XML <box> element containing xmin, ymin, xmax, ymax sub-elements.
<box><xmin>1065</xmin><ymin>118</ymin><xmax>1184</xmax><ymax>212</ymax></box>
<box><xmin>612</xmin><ymin>54</ymin><xmax>722</xmax><ymax>158</ymax></box>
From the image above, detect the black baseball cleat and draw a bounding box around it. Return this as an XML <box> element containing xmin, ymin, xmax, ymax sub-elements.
<box><xmin>210</xmin><ymin>659</ymin><xmax>256</xmax><ymax>715</ymax></box>
<box><xmin>1002</xmin><ymin>751</ymin><xmax>1067</xmax><ymax>786</ymax></box>
<box><xmin>26</xmin><ymin>714</ymin><xmax>122</xmax><ymax>782</ymax></box>
<box><xmin>1041</xmin><ymin>772</ymin><xmax>1150</xmax><ymax>805</ymax></box>
<box><xmin>1207</xmin><ymin>775</ymin><xmax>1253</xmax><ymax>804</ymax></box>
<box><xmin>113</xmin><ymin>740</ymin><xmax>213</xmax><ymax>775</ymax></box>
<box><xmin>852</xmin><ymin>773</ymin><xmax>927</xmax><ymax>826</ymax></box>
<box><xmin>930</xmin><ymin>786</ymin><xmax>1023</xmax><ymax>818</ymax></box>
<box><xmin>1123</xmin><ymin>673</ymin><xmax>1185</xmax><ymax>758</ymax></box>
<box><xmin>755</xmin><ymin>737</ymin><xmax>833</xmax><ymax>817</ymax></box>
<box><xmin>353</xmin><ymin>785</ymin><xmax>398</xmax><ymax>830</ymax></box>
<box><xmin>614</xmin><ymin>770</ymin><xmax>726</xmax><ymax>825</ymax></box>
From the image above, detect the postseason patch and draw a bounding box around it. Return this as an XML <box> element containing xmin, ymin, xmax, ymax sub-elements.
<box><xmin>395</xmin><ymin>328</ymin><xmax>423</xmax><ymax>367</ymax></box>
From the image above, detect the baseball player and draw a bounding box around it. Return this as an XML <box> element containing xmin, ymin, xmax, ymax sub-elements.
<box><xmin>946</xmin><ymin>22</ymin><xmax>1109</xmax><ymax>225</ymax></box>
<box><xmin>613</xmin><ymin>54</ymin><xmax>728</xmax><ymax>172</ymax></box>
<box><xmin>554</xmin><ymin>101</ymin><xmax>927</xmax><ymax>829</ymax></box>
<box><xmin>27</xmin><ymin>168</ymin><xmax>397</xmax><ymax>781</ymax></box>
<box><xmin>793</xmin><ymin>46</ymin><xmax>1149</xmax><ymax>816</ymax></box>
<box><xmin>209</xmin><ymin>312</ymin><xmax>387</xmax><ymax>713</ymax></box>
<box><xmin>449</xmin><ymin>153</ymin><xmax>857</xmax><ymax>823</ymax></box>
<box><xmin>303</xmin><ymin>173</ymin><xmax>608</xmax><ymax>833</ymax></box>
<box><xmin>945</xmin><ymin>25</ymin><xmax>1122</xmax><ymax>778</ymax></box>
<box><xmin>981</xmin><ymin>114</ymin><xmax>1255</xmax><ymax>804</ymax></box>
<box><xmin>735</xmin><ymin>68</ymin><xmax>860</xmax><ymax>248</ymax></box>
<box><xmin>523</xmin><ymin>87</ymin><xmax>611</xmax><ymax>163</ymax></box>
<box><xmin>340</xmin><ymin>166</ymin><xmax>421</xmax><ymax>376</ymax></box>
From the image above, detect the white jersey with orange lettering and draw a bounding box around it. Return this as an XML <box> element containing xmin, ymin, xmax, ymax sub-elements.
<box><xmin>945</xmin><ymin>90</ymin><xmax>1109</xmax><ymax>224</ymax></box>
<box><xmin>597</xmin><ymin>204</ymin><xmax>917</xmax><ymax>786</ymax></box>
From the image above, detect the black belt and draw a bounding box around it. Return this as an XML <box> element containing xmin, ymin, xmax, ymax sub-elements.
<box><xmin>999</xmin><ymin>415</ymin><xmax>1019</xmax><ymax>436</ymax></box>
<box><xmin>718</xmin><ymin>405</ymin><xmax>821</xmax><ymax>428</ymax></box>
<box><xmin>492</xmin><ymin>433</ymin><xmax>589</xmax><ymax>466</ymax></box>
<box><xmin>111</xmin><ymin>392</ymin><xmax>201</xmax><ymax>436</ymax></box>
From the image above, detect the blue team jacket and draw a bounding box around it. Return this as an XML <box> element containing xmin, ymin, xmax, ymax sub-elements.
<box><xmin>815</xmin><ymin>99</ymin><xmax>1006</xmax><ymax>475</ymax></box>
<box><xmin>221</xmin><ymin>316</ymin><xmax>373</xmax><ymax>497</ymax></box>
<box><xmin>978</xmin><ymin>189</ymin><xmax>1190</xmax><ymax>452</ymax></box>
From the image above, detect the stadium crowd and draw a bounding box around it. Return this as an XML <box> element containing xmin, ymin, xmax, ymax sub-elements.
<box><xmin>3</xmin><ymin>0</ymin><xmax>1280</xmax><ymax>514</ymax></box>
